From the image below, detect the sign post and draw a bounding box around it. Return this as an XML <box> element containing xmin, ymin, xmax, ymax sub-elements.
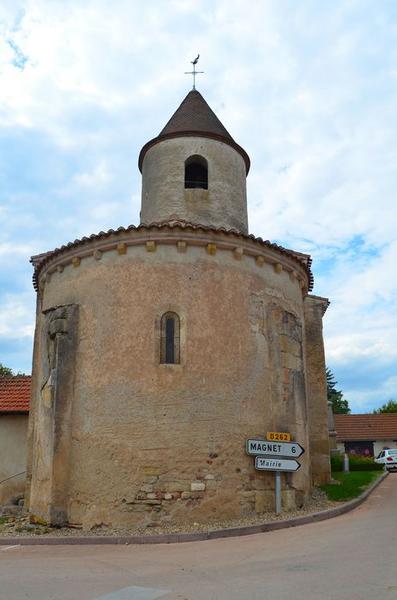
<box><xmin>246</xmin><ymin>434</ymin><xmax>305</xmax><ymax>515</ymax></box>
<box><xmin>275</xmin><ymin>471</ymin><xmax>281</xmax><ymax>515</ymax></box>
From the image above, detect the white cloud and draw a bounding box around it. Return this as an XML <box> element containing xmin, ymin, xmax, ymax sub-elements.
<box><xmin>0</xmin><ymin>293</ymin><xmax>34</xmax><ymax>339</ymax></box>
<box><xmin>347</xmin><ymin>374</ymin><xmax>397</xmax><ymax>413</ymax></box>
<box><xmin>0</xmin><ymin>242</ymin><xmax>35</xmax><ymax>260</ymax></box>
<box><xmin>73</xmin><ymin>161</ymin><xmax>111</xmax><ymax>188</ymax></box>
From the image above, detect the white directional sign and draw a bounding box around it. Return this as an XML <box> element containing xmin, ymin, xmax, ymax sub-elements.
<box><xmin>246</xmin><ymin>439</ymin><xmax>305</xmax><ymax>458</ymax></box>
<box><xmin>255</xmin><ymin>456</ymin><xmax>301</xmax><ymax>472</ymax></box>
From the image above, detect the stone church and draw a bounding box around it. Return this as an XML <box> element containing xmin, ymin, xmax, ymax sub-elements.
<box><xmin>27</xmin><ymin>89</ymin><xmax>330</xmax><ymax>529</ymax></box>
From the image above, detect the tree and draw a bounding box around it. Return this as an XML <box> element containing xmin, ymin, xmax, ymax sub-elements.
<box><xmin>373</xmin><ymin>399</ymin><xmax>397</xmax><ymax>414</ymax></box>
<box><xmin>326</xmin><ymin>367</ymin><xmax>350</xmax><ymax>414</ymax></box>
<box><xmin>0</xmin><ymin>363</ymin><xmax>26</xmax><ymax>377</ymax></box>
<box><xmin>0</xmin><ymin>363</ymin><xmax>14</xmax><ymax>378</ymax></box>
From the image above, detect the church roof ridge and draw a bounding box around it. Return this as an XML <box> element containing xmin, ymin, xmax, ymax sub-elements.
<box><xmin>138</xmin><ymin>90</ymin><xmax>250</xmax><ymax>173</ymax></box>
<box><xmin>31</xmin><ymin>221</ymin><xmax>313</xmax><ymax>292</ymax></box>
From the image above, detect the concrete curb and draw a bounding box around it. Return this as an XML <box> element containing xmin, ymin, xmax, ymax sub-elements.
<box><xmin>0</xmin><ymin>471</ymin><xmax>388</xmax><ymax>546</ymax></box>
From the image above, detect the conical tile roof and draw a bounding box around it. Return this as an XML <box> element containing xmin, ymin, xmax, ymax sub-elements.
<box><xmin>159</xmin><ymin>90</ymin><xmax>234</xmax><ymax>140</ymax></box>
<box><xmin>139</xmin><ymin>90</ymin><xmax>250</xmax><ymax>173</ymax></box>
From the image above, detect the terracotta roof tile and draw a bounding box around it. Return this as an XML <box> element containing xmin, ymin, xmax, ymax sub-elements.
<box><xmin>138</xmin><ymin>90</ymin><xmax>250</xmax><ymax>173</ymax></box>
<box><xmin>159</xmin><ymin>90</ymin><xmax>234</xmax><ymax>141</ymax></box>
<box><xmin>30</xmin><ymin>221</ymin><xmax>314</xmax><ymax>292</ymax></box>
<box><xmin>0</xmin><ymin>376</ymin><xmax>31</xmax><ymax>413</ymax></box>
<box><xmin>334</xmin><ymin>414</ymin><xmax>397</xmax><ymax>441</ymax></box>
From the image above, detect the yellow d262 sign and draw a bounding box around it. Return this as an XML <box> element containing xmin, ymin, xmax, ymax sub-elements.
<box><xmin>267</xmin><ymin>431</ymin><xmax>291</xmax><ymax>442</ymax></box>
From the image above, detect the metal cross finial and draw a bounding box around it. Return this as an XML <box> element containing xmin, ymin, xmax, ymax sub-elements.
<box><xmin>184</xmin><ymin>54</ymin><xmax>204</xmax><ymax>90</ymax></box>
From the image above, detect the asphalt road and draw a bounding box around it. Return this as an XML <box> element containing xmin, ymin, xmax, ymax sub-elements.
<box><xmin>1</xmin><ymin>475</ymin><xmax>396</xmax><ymax>600</ymax></box>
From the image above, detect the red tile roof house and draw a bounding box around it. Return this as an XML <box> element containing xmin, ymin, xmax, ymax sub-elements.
<box><xmin>0</xmin><ymin>376</ymin><xmax>31</xmax><ymax>505</ymax></box>
<box><xmin>334</xmin><ymin>414</ymin><xmax>397</xmax><ymax>458</ymax></box>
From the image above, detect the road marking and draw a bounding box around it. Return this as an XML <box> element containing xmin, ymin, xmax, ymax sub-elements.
<box><xmin>1</xmin><ymin>545</ymin><xmax>20</xmax><ymax>551</ymax></box>
<box><xmin>95</xmin><ymin>585</ymin><xmax>169</xmax><ymax>600</ymax></box>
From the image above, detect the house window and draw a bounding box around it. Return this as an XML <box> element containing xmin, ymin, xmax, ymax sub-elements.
<box><xmin>184</xmin><ymin>155</ymin><xmax>208</xmax><ymax>189</ymax></box>
<box><xmin>160</xmin><ymin>312</ymin><xmax>180</xmax><ymax>364</ymax></box>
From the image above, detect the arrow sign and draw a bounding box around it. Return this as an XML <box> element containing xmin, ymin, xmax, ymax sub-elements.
<box><xmin>255</xmin><ymin>456</ymin><xmax>301</xmax><ymax>472</ymax></box>
<box><xmin>246</xmin><ymin>439</ymin><xmax>305</xmax><ymax>458</ymax></box>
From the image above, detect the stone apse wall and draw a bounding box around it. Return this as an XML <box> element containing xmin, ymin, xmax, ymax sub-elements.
<box><xmin>27</xmin><ymin>228</ymin><xmax>329</xmax><ymax>528</ymax></box>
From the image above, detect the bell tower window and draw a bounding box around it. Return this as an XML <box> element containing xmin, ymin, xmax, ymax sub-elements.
<box><xmin>184</xmin><ymin>155</ymin><xmax>208</xmax><ymax>189</ymax></box>
<box><xmin>160</xmin><ymin>312</ymin><xmax>180</xmax><ymax>364</ymax></box>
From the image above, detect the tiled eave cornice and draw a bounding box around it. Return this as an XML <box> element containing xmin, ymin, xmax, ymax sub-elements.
<box><xmin>31</xmin><ymin>221</ymin><xmax>314</xmax><ymax>293</ymax></box>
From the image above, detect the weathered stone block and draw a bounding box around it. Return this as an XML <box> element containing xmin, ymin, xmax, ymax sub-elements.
<box><xmin>146</xmin><ymin>241</ymin><xmax>156</xmax><ymax>252</ymax></box>
<box><xmin>282</xmin><ymin>489</ymin><xmax>296</xmax><ymax>511</ymax></box>
<box><xmin>48</xmin><ymin>319</ymin><xmax>68</xmax><ymax>337</ymax></box>
<box><xmin>253</xmin><ymin>478</ymin><xmax>265</xmax><ymax>490</ymax></box>
<box><xmin>281</xmin><ymin>352</ymin><xmax>302</xmax><ymax>370</ymax></box>
<box><xmin>140</xmin><ymin>484</ymin><xmax>153</xmax><ymax>493</ymax></box>
<box><xmin>279</xmin><ymin>335</ymin><xmax>301</xmax><ymax>357</ymax></box>
<box><xmin>191</xmin><ymin>492</ymin><xmax>204</xmax><ymax>499</ymax></box>
<box><xmin>141</xmin><ymin>466</ymin><xmax>162</xmax><ymax>476</ymax></box>
<box><xmin>165</xmin><ymin>481</ymin><xmax>190</xmax><ymax>493</ymax></box>
<box><xmin>255</xmin><ymin>491</ymin><xmax>274</xmax><ymax>513</ymax></box>
<box><xmin>191</xmin><ymin>481</ymin><xmax>205</xmax><ymax>492</ymax></box>
<box><xmin>146</xmin><ymin>477</ymin><xmax>158</xmax><ymax>485</ymax></box>
<box><xmin>135</xmin><ymin>492</ymin><xmax>147</xmax><ymax>501</ymax></box>
<box><xmin>205</xmin><ymin>479</ymin><xmax>217</xmax><ymax>490</ymax></box>
<box><xmin>117</xmin><ymin>242</ymin><xmax>127</xmax><ymax>255</ymax></box>
<box><xmin>274</xmin><ymin>262</ymin><xmax>283</xmax><ymax>273</ymax></box>
<box><xmin>241</xmin><ymin>491</ymin><xmax>255</xmax><ymax>499</ymax></box>
<box><xmin>177</xmin><ymin>241</ymin><xmax>187</xmax><ymax>253</ymax></box>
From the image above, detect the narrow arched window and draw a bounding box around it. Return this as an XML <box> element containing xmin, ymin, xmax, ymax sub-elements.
<box><xmin>160</xmin><ymin>312</ymin><xmax>180</xmax><ymax>364</ymax></box>
<box><xmin>184</xmin><ymin>155</ymin><xmax>208</xmax><ymax>189</ymax></box>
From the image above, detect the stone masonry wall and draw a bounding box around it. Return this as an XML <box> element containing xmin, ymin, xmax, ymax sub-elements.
<box><xmin>140</xmin><ymin>137</ymin><xmax>248</xmax><ymax>233</ymax></box>
<box><xmin>28</xmin><ymin>233</ymin><xmax>312</xmax><ymax>528</ymax></box>
<box><xmin>304</xmin><ymin>295</ymin><xmax>331</xmax><ymax>485</ymax></box>
<box><xmin>28</xmin><ymin>305</ymin><xmax>79</xmax><ymax>525</ymax></box>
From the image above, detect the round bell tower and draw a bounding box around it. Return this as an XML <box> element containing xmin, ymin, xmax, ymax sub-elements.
<box><xmin>139</xmin><ymin>90</ymin><xmax>250</xmax><ymax>234</ymax></box>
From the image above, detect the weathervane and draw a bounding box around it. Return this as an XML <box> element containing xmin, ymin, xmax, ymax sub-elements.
<box><xmin>185</xmin><ymin>54</ymin><xmax>204</xmax><ymax>90</ymax></box>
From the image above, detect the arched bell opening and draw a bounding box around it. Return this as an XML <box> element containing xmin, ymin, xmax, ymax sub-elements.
<box><xmin>184</xmin><ymin>155</ymin><xmax>208</xmax><ymax>190</ymax></box>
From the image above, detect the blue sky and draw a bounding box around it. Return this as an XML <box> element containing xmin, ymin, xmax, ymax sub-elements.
<box><xmin>0</xmin><ymin>0</ymin><xmax>396</xmax><ymax>412</ymax></box>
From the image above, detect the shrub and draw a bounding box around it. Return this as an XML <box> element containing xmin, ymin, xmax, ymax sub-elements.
<box><xmin>331</xmin><ymin>453</ymin><xmax>343</xmax><ymax>471</ymax></box>
<box><xmin>331</xmin><ymin>452</ymin><xmax>383</xmax><ymax>472</ymax></box>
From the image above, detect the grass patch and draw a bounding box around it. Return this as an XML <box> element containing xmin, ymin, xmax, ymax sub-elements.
<box><xmin>0</xmin><ymin>516</ymin><xmax>8</xmax><ymax>525</ymax></box>
<box><xmin>320</xmin><ymin>471</ymin><xmax>382</xmax><ymax>501</ymax></box>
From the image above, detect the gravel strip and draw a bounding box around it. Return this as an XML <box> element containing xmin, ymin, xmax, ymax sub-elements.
<box><xmin>0</xmin><ymin>489</ymin><xmax>337</xmax><ymax>538</ymax></box>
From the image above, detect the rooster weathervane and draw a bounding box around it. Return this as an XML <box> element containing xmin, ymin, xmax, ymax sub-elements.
<box><xmin>185</xmin><ymin>54</ymin><xmax>204</xmax><ymax>90</ymax></box>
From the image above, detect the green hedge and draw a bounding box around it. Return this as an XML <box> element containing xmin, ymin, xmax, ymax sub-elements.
<box><xmin>331</xmin><ymin>453</ymin><xmax>384</xmax><ymax>472</ymax></box>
